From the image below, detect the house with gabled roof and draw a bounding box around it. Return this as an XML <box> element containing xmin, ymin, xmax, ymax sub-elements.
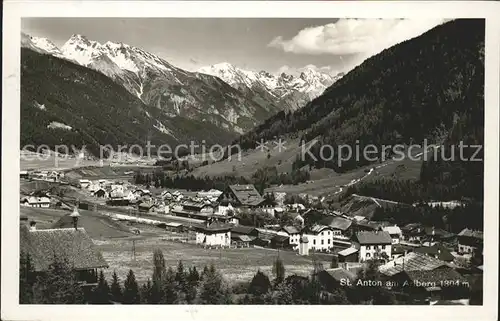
<box><xmin>301</xmin><ymin>224</ymin><xmax>336</xmax><ymax>252</ymax></box>
<box><xmin>457</xmin><ymin>228</ymin><xmax>483</xmax><ymax>255</ymax></box>
<box><xmin>317</xmin><ymin>267</ymin><xmax>358</xmax><ymax>291</ymax></box>
<box><xmin>414</xmin><ymin>243</ymin><xmax>455</xmax><ymax>262</ymax></box>
<box><xmin>378</xmin><ymin>252</ymin><xmax>448</xmax><ymax>277</ymax></box>
<box><xmin>337</xmin><ymin>247</ymin><xmax>359</xmax><ymax>263</ymax></box>
<box><xmin>20</xmin><ymin>212</ymin><xmax>108</xmax><ymax>286</ymax></box>
<box><xmin>277</xmin><ymin>225</ymin><xmax>302</xmax><ymax>250</ymax></box>
<box><xmin>321</xmin><ymin>216</ymin><xmax>353</xmax><ymax>237</ymax></box>
<box><xmin>383</xmin><ymin>225</ymin><xmax>403</xmax><ymax>244</ymax></box>
<box><xmin>193</xmin><ymin>220</ymin><xmax>232</xmax><ymax>247</ymax></box>
<box><xmin>354</xmin><ymin>231</ymin><xmax>392</xmax><ymax>262</ymax></box>
<box><xmin>217</xmin><ymin>184</ymin><xmax>265</xmax><ymax>212</ymax></box>
<box><xmin>20</xmin><ymin>196</ymin><xmax>51</xmax><ymax>208</ymax></box>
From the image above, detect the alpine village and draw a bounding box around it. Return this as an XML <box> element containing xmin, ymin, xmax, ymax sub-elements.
<box><xmin>19</xmin><ymin>19</ymin><xmax>484</xmax><ymax>305</ymax></box>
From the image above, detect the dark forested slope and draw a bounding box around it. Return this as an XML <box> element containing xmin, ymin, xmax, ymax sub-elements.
<box><xmin>235</xmin><ymin>19</ymin><xmax>484</xmax><ymax>172</ymax></box>
<box><xmin>21</xmin><ymin>48</ymin><xmax>236</xmax><ymax>156</ymax></box>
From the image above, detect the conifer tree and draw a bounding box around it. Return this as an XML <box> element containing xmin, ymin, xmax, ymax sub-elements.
<box><xmin>32</xmin><ymin>255</ymin><xmax>84</xmax><ymax>304</ymax></box>
<box><xmin>109</xmin><ymin>270</ymin><xmax>122</xmax><ymax>303</ymax></box>
<box><xmin>91</xmin><ymin>270</ymin><xmax>110</xmax><ymax>304</ymax></box>
<box><xmin>140</xmin><ymin>279</ymin><xmax>153</xmax><ymax>304</ymax></box>
<box><xmin>122</xmin><ymin>269</ymin><xmax>140</xmax><ymax>304</ymax></box>
<box><xmin>272</xmin><ymin>257</ymin><xmax>286</xmax><ymax>285</ymax></box>
<box><xmin>19</xmin><ymin>252</ymin><xmax>35</xmax><ymax>304</ymax></box>
<box><xmin>161</xmin><ymin>267</ymin><xmax>178</xmax><ymax>304</ymax></box>
<box><xmin>199</xmin><ymin>264</ymin><xmax>232</xmax><ymax>304</ymax></box>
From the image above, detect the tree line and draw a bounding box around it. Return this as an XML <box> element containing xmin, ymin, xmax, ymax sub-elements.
<box><xmin>133</xmin><ymin>166</ymin><xmax>310</xmax><ymax>193</ymax></box>
<box><xmin>20</xmin><ymin>250</ymin><xmax>424</xmax><ymax>305</ymax></box>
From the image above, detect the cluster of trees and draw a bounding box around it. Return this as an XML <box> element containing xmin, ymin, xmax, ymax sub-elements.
<box><xmin>372</xmin><ymin>202</ymin><xmax>483</xmax><ymax>233</ymax></box>
<box><xmin>22</xmin><ymin>249</ymin><xmax>478</xmax><ymax>305</ymax></box>
<box><xmin>346</xmin><ymin>177</ymin><xmax>473</xmax><ymax>205</ymax></box>
<box><xmin>20</xmin><ymin>253</ymin><xmax>85</xmax><ymax>304</ymax></box>
<box><xmin>20</xmin><ymin>250</ymin><xmax>231</xmax><ymax>305</ymax></box>
<box><xmin>133</xmin><ymin>166</ymin><xmax>310</xmax><ymax>193</ymax></box>
<box><xmin>251</xmin><ymin>166</ymin><xmax>310</xmax><ymax>194</ymax></box>
<box><xmin>133</xmin><ymin>171</ymin><xmax>247</xmax><ymax>191</ymax></box>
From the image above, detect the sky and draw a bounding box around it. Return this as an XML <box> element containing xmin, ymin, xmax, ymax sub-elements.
<box><xmin>21</xmin><ymin>18</ymin><xmax>448</xmax><ymax>75</ymax></box>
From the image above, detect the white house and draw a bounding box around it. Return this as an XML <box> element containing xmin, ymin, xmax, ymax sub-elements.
<box><xmin>302</xmin><ymin>225</ymin><xmax>336</xmax><ymax>252</ymax></box>
<box><xmin>277</xmin><ymin>226</ymin><xmax>301</xmax><ymax>250</ymax></box>
<box><xmin>79</xmin><ymin>179</ymin><xmax>91</xmax><ymax>189</ymax></box>
<box><xmin>354</xmin><ymin>231</ymin><xmax>392</xmax><ymax>262</ymax></box>
<box><xmin>383</xmin><ymin>225</ymin><xmax>403</xmax><ymax>244</ymax></box>
<box><xmin>194</xmin><ymin>222</ymin><xmax>232</xmax><ymax>247</ymax></box>
<box><xmin>457</xmin><ymin>228</ymin><xmax>483</xmax><ymax>255</ymax></box>
<box><xmin>21</xmin><ymin>196</ymin><xmax>51</xmax><ymax>208</ymax></box>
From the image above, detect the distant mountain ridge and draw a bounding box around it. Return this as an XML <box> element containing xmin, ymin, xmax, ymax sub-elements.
<box><xmin>21</xmin><ymin>33</ymin><xmax>342</xmax><ymax>135</ymax></box>
<box><xmin>198</xmin><ymin>62</ymin><xmax>344</xmax><ymax>111</ymax></box>
<box><xmin>20</xmin><ymin>48</ymin><xmax>237</xmax><ymax>157</ymax></box>
<box><xmin>22</xmin><ymin>33</ymin><xmax>277</xmax><ymax>134</ymax></box>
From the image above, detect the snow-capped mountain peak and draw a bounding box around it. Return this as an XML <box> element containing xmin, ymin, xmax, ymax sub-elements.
<box><xmin>198</xmin><ymin>63</ymin><xmax>344</xmax><ymax>110</ymax></box>
<box><xmin>21</xmin><ymin>32</ymin><xmax>64</xmax><ymax>57</ymax></box>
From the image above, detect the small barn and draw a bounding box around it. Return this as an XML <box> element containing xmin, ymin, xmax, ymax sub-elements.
<box><xmin>337</xmin><ymin>247</ymin><xmax>359</xmax><ymax>263</ymax></box>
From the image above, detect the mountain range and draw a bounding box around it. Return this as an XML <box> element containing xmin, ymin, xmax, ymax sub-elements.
<box><xmin>198</xmin><ymin>63</ymin><xmax>343</xmax><ymax>111</ymax></box>
<box><xmin>21</xmin><ymin>47</ymin><xmax>240</xmax><ymax>158</ymax></box>
<box><xmin>21</xmin><ymin>33</ymin><xmax>342</xmax><ymax>136</ymax></box>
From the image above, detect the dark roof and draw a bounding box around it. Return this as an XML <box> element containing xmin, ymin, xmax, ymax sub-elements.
<box><xmin>194</xmin><ymin>222</ymin><xmax>232</xmax><ymax>233</ymax></box>
<box><xmin>392</xmin><ymin>244</ymin><xmax>415</xmax><ymax>255</ymax></box>
<box><xmin>271</xmin><ymin>234</ymin><xmax>289</xmax><ymax>242</ymax></box>
<box><xmin>281</xmin><ymin>226</ymin><xmax>300</xmax><ymax>235</ymax></box>
<box><xmin>356</xmin><ymin>231</ymin><xmax>392</xmax><ymax>245</ymax></box>
<box><xmin>354</xmin><ymin>221</ymin><xmax>380</xmax><ymax>230</ymax></box>
<box><xmin>228</xmin><ymin>185</ymin><xmax>264</xmax><ymax>206</ymax></box>
<box><xmin>414</xmin><ymin>244</ymin><xmax>455</xmax><ymax>262</ymax></box>
<box><xmin>306</xmin><ymin>224</ymin><xmax>332</xmax><ymax>234</ymax></box>
<box><xmin>20</xmin><ymin>226</ymin><xmax>108</xmax><ymax>271</ymax></box>
<box><xmin>323</xmin><ymin>268</ymin><xmax>357</xmax><ymax>283</ymax></box>
<box><xmin>321</xmin><ymin>216</ymin><xmax>352</xmax><ymax>231</ymax></box>
<box><xmin>182</xmin><ymin>200</ymin><xmax>212</xmax><ymax>209</ymax></box>
<box><xmin>232</xmin><ymin>235</ymin><xmax>255</xmax><ymax>242</ymax></box>
<box><xmin>231</xmin><ymin>225</ymin><xmax>258</xmax><ymax>235</ymax></box>
<box><xmin>138</xmin><ymin>202</ymin><xmax>155</xmax><ymax>209</ymax></box>
<box><xmin>403</xmin><ymin>267</ymin><xmax>468</xmax><ymax>285</ymax></box>
<box><xmin>424</xmin><ymin>227</ymin><xmax>455</xmax><ymax>238</ymax></box>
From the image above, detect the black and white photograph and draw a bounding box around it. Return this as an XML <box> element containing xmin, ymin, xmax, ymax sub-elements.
<box><xmin>2</xmin><ymin>1</ymin><xmax>499</xmax><ymax>321</ymax></box>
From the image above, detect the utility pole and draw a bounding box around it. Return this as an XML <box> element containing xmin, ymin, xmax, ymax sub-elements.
<box><xmin>132</xmin><ymin>240</ymin><xmax>136</xmax><ymax>261</ymax></box>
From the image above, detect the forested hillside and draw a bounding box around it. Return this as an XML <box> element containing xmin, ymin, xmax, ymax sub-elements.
<box><xmin>21</xmin><ymin>48</ymin><xmax>236</xmax><ymax>156</ymax></box>
<box><xmin>234</xmin><ymin>19</ymin><xmax>484</xmax><ymax>173</ymax></box>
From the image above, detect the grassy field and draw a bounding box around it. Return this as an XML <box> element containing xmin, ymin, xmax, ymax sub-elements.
<box><xmin>191</xmin><ymin>138</ymin><xmax>310</xmax><ymax>178</ymax></box>
<box><xmin>97</xmin><ymin>238</ymin><xmax>332</xmax><ymax>284</ymax></box>
<box><xmin>190</xmin><ymin>139</ymin><xmax>425</xmax><ymax>197</ymax></box>
<box><xmin>20</xmin><ymin>154</ymin><xmax>109</xmax><ymax>171</ymax></box>
<box><xmin>20</xmin><ymin>206</ymin><xmax>330</xmax><ymax>285</ymax></box>
<box><xmin>20</xmin><ymin>207</ymin><xmax>143</xmax><ymax>239</ymax></box>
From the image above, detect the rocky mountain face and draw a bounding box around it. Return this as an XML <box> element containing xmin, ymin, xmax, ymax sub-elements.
<box><xmin>22</xmin><ymin>34</ymin><xmax>272</xmax><ymax>134</ymax></box>
<box><xmin>20</xmin><ymin>48</ymin><xmax>237</xmax><ymax>157</ymax></box>
<box><xmin>198</xmin><ymin>62</ymin><xmax>344</xmax><ymax>111</ymax></box>
<box><xmin>22</xmin><ymin>33</ymin><xmax>343</xmax><ymax>135</ymax></box>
